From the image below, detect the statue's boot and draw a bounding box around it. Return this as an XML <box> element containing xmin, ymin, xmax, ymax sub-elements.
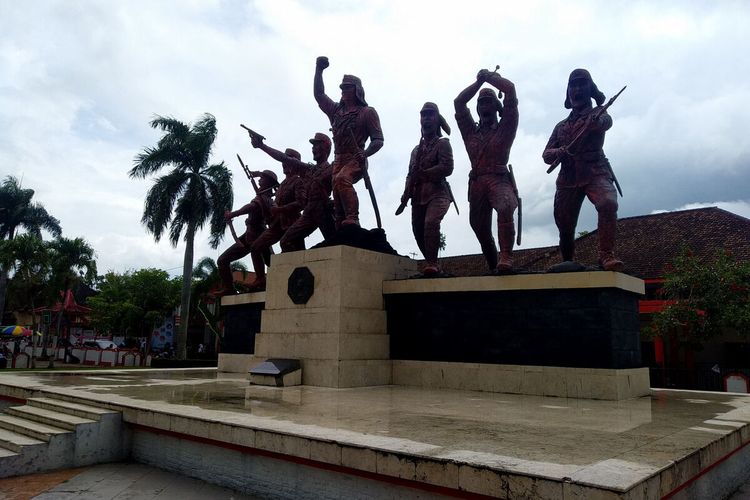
<box><xmin>496</xmin><ymin>222</ymin><xmax>515</xmax><ymax>272</ymax></box>
<box><xmin>247</xmin><ymin>276</ymin><xmax>267</xmax><ymax>291</ymax></box>
<box><xmin>598</xmin><ymin>211</ymin><xmax>624</xmax><ymax>272</ymax></box>
<box><xmin>249</xmin><ymin>252</ymin><xmax>267</xmax><ymax>290</ymax></box>
<box><xmin>338</xmin><ymin>188</ymin><xmax>360</xmax><ymax>227</ymax></box>
<box><xmin>479</xmin><ymin>239</ymin><xmax>498</xmax><ymax>271</ymax></box>
<box><xmin>216</xmin><ymin>260</ymin><xmax>235</xmax><ymax>296</ymax></box>
<box><xmin>423</xmin><ymin>221</ymin><xmax>441</xmax><ymax>276</ymax></box>
<box><xmin>422</xmin><ymin>265</ymin><xmax>439</xmax><ymax>276</ymax></box>
<box><xmin>559</xmin><ymin>231</ymin><xmax>575</xmax><ymax>262</ymax></box>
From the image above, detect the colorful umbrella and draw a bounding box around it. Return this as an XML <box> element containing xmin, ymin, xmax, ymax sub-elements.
<box><xmin>0</xmin><ymin>325</ymin><xmax>34</xmax><ymax>337</ymax></box>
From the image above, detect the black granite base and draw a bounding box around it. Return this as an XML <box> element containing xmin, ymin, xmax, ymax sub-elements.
<box><xmin>311</xmin><ymin>225</ymin><xmax>398</xmax><ymax>255</ymax></box>
<box><xmin>385</xmin><ymin>287</ymin><xmax>641</xmax><ymax>369</ymax></box>
<box><xmin>222</xmin><ymin>301</ymin><xmax>264</xmax><ymax>354</ymax></box>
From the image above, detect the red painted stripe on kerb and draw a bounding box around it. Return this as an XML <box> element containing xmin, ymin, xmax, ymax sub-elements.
<box><xmin>662</xmin><ymin>435</ymin><xmax>750</xmax><ymax>499</ymax></box>
<box><xmin>132</xmin><ymin>423</ymin><xmax>495</xmax><ymax>499</ymax></box>
<box><xmin>0</xmin><ymin>394</ymin><xmax>26</xmax><ymax>404</ymax></box>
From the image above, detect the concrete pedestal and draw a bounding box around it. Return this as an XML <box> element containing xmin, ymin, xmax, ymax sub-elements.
<box><xmin>253</xmin><ymin>246</ymin><xmax>416</xmax><ymax>388</ymax></box>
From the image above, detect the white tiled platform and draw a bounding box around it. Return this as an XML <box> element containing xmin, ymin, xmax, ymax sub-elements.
<box><xmin>1</xmin><ymin>369</ymin><xmax>750</xmax><ymax>498</ymax></box>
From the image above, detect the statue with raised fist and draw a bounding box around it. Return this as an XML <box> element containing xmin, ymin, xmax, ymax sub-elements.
<box><xmin>314</xmin><ymin>56</ymin><xmax>384</xmax><ymax>228</ymax></box>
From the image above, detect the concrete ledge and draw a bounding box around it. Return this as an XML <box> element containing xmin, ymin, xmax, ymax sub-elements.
<box><xmin>220</xmin><ymin>291</ymin><xmax>266</xmax><ymax>307</ymax></box>
<box><xmin>218</xmin><ymin>353</ymin><xmax>259</xmax><ymax>373</ymax></box>
<box><xmin>392</xmin><ymin>360</ymin><xmax>650</xmax><ymax>400</ymax></box>
<box><xmin>271</xmin><ymin>246</ymin><xmax>417</xmax><ymax>273</ymax></box>
<box><xmin>383</xmin><ymin>271</ymin><xmax>645</xmax><ymax>295</ymax></box>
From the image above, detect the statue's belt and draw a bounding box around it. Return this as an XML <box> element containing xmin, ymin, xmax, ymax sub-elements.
<box><xmin>469</xmin><ymin>164</ymin><xmax>510</xmax><ymax>178</ymax></box>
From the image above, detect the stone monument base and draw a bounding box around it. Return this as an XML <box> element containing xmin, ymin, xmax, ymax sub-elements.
<box><xmin>393</xmin><ymin>360</ymin><xmax>649</xmax><ymax>400</ymax></box>
<box><xmin>249</xmin><ymin>245</ymin><xmax>416</xmax><ymax>388</ymax></box>
<box><xmin>220</xmin><ymin>247</ymin><xmax>647</xmax><ymax>399</ymax></box>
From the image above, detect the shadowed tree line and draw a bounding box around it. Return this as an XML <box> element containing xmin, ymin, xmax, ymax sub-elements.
<box><xmin>1</xmin><ymin>176</ymin><xmax>99</xmax><ymax>366</ymax></box>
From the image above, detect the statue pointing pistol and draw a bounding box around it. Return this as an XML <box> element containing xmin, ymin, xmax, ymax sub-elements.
<box><xmin>246</xmin><ymin>124</ymin><xmax>337</xmax><ymax>246</ymax></box>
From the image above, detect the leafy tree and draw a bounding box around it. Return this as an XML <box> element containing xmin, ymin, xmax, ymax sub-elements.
<box><xmin>191</xmin><ymin>257</ymin><xmax>247</xmax><ymax>343</ymax></box>
<box><xmin>47</xmin><ymin>237</ymin><xmax>97</xmax><ymax>366</ymax></box>
<box><xmin>129</xmin><ymin>114</ymin><xmax>233</xmax><ymax>359</ymax></box>
<box><xmin>0</xmin><ymin>175</ymin><xmax>61</xmax><ymax>321</ymax></box>
<box><xmin>88</xmin><ymin>268</ymin><xmax>180</xmax><ymax>341</ymax></box>
<box><xmin>648</xmin><ymin>249</ymin><xmax>750</xmax><ymax>348</ymax></box>
<box><xmin>192</xmin><ymin>256</ymin><xmax>247</xmax><ymax>299</ymax></box>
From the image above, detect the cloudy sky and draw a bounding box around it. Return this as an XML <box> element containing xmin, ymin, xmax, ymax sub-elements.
<box><xmin>2</xmin><ymin>0</ymin><xmax>749</xmax><ymax>275</ymax></box>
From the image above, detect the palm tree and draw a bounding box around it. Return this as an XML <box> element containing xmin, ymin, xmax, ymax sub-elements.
<box><xmin>0</xmin><ymin>175</ymin><xmax>62</xmax><ymax>321</ymax></box>
<box><xmin>7</xmin><ymin>234</ymin><xmax>52</xmax><ymax>368</ymax></box>
<box><xmin>48</xmin><ymin>237</ymin><xmax>97</xmax><ymax>367</ymax></box>
<box><xmin>191</xmin><ymin>257</ymin><xmax>247</xmax><ymax>348</ymax></box>
<box><xmin>129</xmin><ymin>114</ymin><xmax>233</xmax><ymax>359</ymax></box>
<box><xmin>9</xmin><ymin>234</ymin><xmax>51</xmax><ymax>329</ymax></box>
<box><xmin>192</xmin><ymin>256</ymin><xmax>247</xmax><ymax>299</ymax></box>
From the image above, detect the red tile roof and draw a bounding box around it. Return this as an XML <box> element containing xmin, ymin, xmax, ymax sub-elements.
<box><xmin>428</xmin><ymin>207</ymin><xmax>750</xmax><ymax>279</ymax></box>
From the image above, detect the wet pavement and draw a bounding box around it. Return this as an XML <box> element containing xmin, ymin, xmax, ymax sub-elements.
<box><xmin>1</xmin><ymin>368</ymin><xmax>750</xmax><ymax>495</ymax></box>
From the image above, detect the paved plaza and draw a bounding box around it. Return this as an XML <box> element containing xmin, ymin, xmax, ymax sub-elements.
<box><xmin>1</xmin><ymin>368</ymin><xmax>750</xmax><ymax>498</ymax></box>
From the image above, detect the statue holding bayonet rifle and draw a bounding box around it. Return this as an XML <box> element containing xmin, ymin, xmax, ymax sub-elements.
<box><xmin>216</xmin><ymin>164</ymin><xmax>278</xmax><ymax>295</ymax></box>
<box><xmin>246</xmin><ymin>125</ymin><xmax>336</xmax><ymax>247</ymax></box>
<box><xmin>314</xmin><ymin>56</ymin><xmax>384</xmax><ymax>229</ymax></box>
<box><xmin>542</xmin><ymin>69</ymin><xmax>626</xmax><ymax>272</ymax></box>
<box><xmin>454</xmin><ymin>66</ymin><xmax>521</xmax><ymax>273</ymax></box>
<box><xmin>396</xmin><ymin>102</ymin><xmax>455</xmax><ymax>276</ymax></box>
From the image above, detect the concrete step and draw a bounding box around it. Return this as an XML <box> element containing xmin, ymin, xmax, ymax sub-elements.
<box><xmin>5</xmin><ymin>405</ymin><xmax>96</xmax><ymax>431</ymax></box>
<box><xmin>27</xmin><ymin>397</ymin><xmax>117</xmax><ymax>421</ymax></box>
<box><xmin>0</xmin><ymin>446</ymin><xmax>19</xmax><ymax>459</ymax></box>
<box><xmin>0</xmin><ymin>414</ymin><xmax>71</xmax><ymax>442</ymax></box>
<box><xmin>0</xmin><ymin>427</ymin><xmax>46</xmax><ymax>453</ymax></box>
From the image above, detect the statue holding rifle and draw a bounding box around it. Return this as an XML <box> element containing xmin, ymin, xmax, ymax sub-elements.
<box><xmin>397</xmin><ymin>102</ymin><xmax>454</xmax><ymax>276</ymax></box>
<box><xmin>314</xmin><ymin>56</ymin><xmax>384</xmax><ymax>228</ymax></box>
<box><xmin>216</xmin><ymin>169</ymin><xmax>278</xmax><ymax>295</ymax></box>
<box><xmin>454</xmin><ymin>66</ymin><xmax>520</xmax><ymax>273</ymax></box>
<box><xmin>542</xmin><ymin>69</ymin><xmax>625</xmax><ymax>272</ymax></box>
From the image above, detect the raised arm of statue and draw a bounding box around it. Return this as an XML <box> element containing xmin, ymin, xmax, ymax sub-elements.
<box><xmin>454</xmin><ymin>74</ymin><xmax>484</xmax><ymax>113</ymax></box>
<box><xmin>314</xmin><ymin>56</ymin><xmax>335</xmax><ymax>115</ymax></box>
<box><xmin>485</xmin><ymin>72</ymin><xmax>516</xmax><ymax>101</ymax></box>
<box><xmin>251</xmin><ymin>135</ymin><xmax>307</xmax><ymax>171</ymax></box>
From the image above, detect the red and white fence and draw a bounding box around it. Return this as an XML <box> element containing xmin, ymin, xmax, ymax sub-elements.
<box><xmin>7</xmin><ymin>345</ymin><xmax>147</xmax><ymax>368</ymax></box>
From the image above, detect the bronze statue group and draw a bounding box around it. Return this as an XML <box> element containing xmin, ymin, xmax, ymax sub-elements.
<box><xmin>216</xmin><ymin>57</ymin><xmax>624</xmax><ymax>296</ymax></box>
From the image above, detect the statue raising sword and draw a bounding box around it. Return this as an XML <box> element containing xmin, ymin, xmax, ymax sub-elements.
<box><xmin>454</xmin><ymin>66</ymin><xmax>521</xmax><ymax>273</ymax></box>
